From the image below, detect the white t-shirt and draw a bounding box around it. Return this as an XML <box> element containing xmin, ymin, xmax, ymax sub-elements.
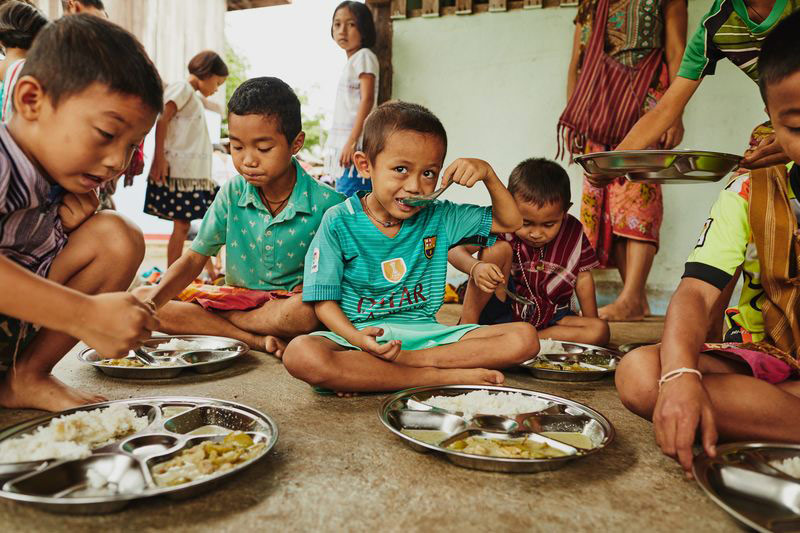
<box><xmin>324</xmin><ymin>48</ymin><xmax>379</xmax><ymax>177</ymax></box>
<box><xmin>164</xmin><ymin>81</ymin><xmax>212</xmax><ymax>181</ymax></box>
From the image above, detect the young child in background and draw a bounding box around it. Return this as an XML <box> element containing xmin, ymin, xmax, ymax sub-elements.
<box><xmin>0</xmin><ymin>1</ymin><xmax>48</xmax><ymax>122</ymax></box>
<box><xmin>616</xmin><ymin>12</ymin><xmax>800</xmax><ymax>478</ymax></box>
<box><xmin>449</xmin><ymin>158</ymin><xmax>609</xmax><ymax>346</ymax></box>
<box><xmin>146</xmin><ymin>50</ymin><xmax>228</xmax><ymax>268</ymax></box>
<box><xmin>60</xmin><ymin>0</ymin><xmax>105</xmax><ymax>17</ymax></box>
<box><xmin>0</xmin><ymin>15</ymin><xmax>162</xmax><ymax>411</ymax></box>
<box><xmin>136</xmin><ymin>77</ymin><xmax>344</xmax><ymax>358</ymax></box>
<box><xmin>283</xmin><ymin>101</ymin><xmax>538</xmax><ymax>395</ymax></box>
<box><xmin>324</xmin><ymin>1</ymin><xmax>378</xmax><ymax>197</ymax></box>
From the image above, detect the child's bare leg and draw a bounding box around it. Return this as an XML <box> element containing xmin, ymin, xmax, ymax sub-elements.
<box><xmin>461</xmin><ymin>241</ymin><xmax>512</xmax><ymax>324</ymax></box>
<box><xmin>0</xmin><ymin>212</ymin><xmax>144</xmax><ymax>411</ymax></box>
<box><xmin>538</xmin><ymin>315</ymin><xmax>610</xmax><ymax>346</ymax></box>
<box><xmin>167</xmin><ymin>219</ymin><xmax>190</xmax><ymax>267</ymax></box>
<box><xmin>394</xmin><ymin>322</ymin><xmax>539</xmax><ymax>369</ymax></box>
<box><xmin>283</xmin><ymin>335</ymin><xmax>505</xmax><ymax>393</ymax></box>
<box><xmin>616</xmin><ymin>344</ymin><xmax>800</xmax><ymax>442</ymax></box>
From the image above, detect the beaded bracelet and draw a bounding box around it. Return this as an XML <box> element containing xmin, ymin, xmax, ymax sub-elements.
<box><xmin>468</xmin><ymin>261</ymin><xmax>485</xmax><ymax>279</ymax></box>
<box><xmin>658</xmin><ymin>367</ymin><xmax>702</xmax><ymax>389</ymax></box>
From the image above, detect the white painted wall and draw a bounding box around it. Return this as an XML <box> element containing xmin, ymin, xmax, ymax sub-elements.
<box><xmin>391</xmin><ymin>4</ymin><xmax>766</xmax><ymax>311</ymax></box>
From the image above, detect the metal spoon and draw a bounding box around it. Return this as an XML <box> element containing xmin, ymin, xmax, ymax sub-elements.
<box><xmin>398</xmin><ymin>182</ymin><xmax>452</xmax><ymax>207</ymax></box>
<box><xmin>503</xmin><ymin>287</ymin><xmax>537</xmax><ymax>306</ymax></box>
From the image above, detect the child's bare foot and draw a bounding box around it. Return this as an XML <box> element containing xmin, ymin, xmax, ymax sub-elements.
<box><xmin>599</xmin><ymin>298</ymin><xmax>647</xmax><ymax>322</ymax></box>
<box><xmin>335</xmin><ymin>391</ymin><xmax>359</xmax><ymax>398</ymax></box>
<box><xmin>441</xmin><ymin>368</ymin><xmax>505</xmax><ymax>386</ymax></box>
<box><xmin>0</xmin><ymin>371</ymin><xmax>106</xmax><ymax>412</ymax></box>
<box><xmin>263</xmin><ymin>336</ymin><xmax>288</xmax><ymax>359</ymax></box>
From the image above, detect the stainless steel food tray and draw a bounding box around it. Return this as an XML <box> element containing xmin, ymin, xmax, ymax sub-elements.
<box><xmin>521</xmin><ymin>341</ymin><xmax>621</xmax><ymax>382</ymax></box>
<box><xmin>574</xmin><ymin>150</ymin><xmax>740</xmax><ymax>184</ymax></box>
<box><xmin>0</xmin><ymin>396</ymin><xmax>277</xmax><ymax>514</ymax></box>
<box><xmin>694</xmin><ymin>442</ymin><xmax>800</xmax><ymax>533</ymax></box>
<box><xmin>378</xmin><ymin>385</ymin><xmax>614</xmax><ymax>473</ymax></box>
<box><xmin>78</xmin><ymin>335</ymin><xmax>248</xmax><ymax>379</ymax></box>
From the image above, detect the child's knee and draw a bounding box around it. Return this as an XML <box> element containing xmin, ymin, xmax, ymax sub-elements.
<box><xmin>503</xmin><ymin>322</ymin><xmax>539</xmax><ymax>363</ymax></box>
<box><xmin>479</xmin><ymin>240</ymin><xmax>512</xmax><ymax>266</ymax></box>
<box><xmin>591</xmin><ymin>318</ymin><xmax>611</xmax><ymax>346</ymax></box>
<box><xmin>91</xmin><ymin>211</ymin><xmax>145</xmax><ymax>262</ymax></box>
<box><xmin>615</xmin><ymin>344</ymin><xmax>660</xmax><ymax>417</ymax></box>
<box><xmin>282</xmin><ymin>336</ymin><xmax>331</xmax><ymax>385</ymax></box>
<box><xmin>285</xmin><ymin>296</ymin><xmax>320</xmax><ymax>334</ymax></box>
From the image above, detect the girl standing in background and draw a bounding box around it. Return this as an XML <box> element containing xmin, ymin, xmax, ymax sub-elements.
<box><xmin>325</xmin><ymin>1</ymin><xmax>379</xmax><ymax>197</ymax></box>
<box><xmin>145</xmin><ymin>50</ymin><xmax>228</xmax><ymax>268</ymax></box>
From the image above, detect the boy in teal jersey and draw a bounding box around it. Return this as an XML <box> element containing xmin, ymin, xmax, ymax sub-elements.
<box><xmin>283</xmin><ymin>101</ymin><xmax>539</xmax><ymax>394</ymax></box>
<box><xmin>616</xmin><ymin>12</ymin><xmax>800</xmax><ymax>478</ymax></box>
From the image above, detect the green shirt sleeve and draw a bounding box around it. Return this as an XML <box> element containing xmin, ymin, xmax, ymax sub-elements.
<box><xmin>683</xmin><ymin>180</ymin><xmax>750</xmax><ymax>289</ymax></box>
<box><xmin>677</xmin><ymin>0</ymin><xmax>724</xmax><ymax>80</ymax></box>
<box><xmin>190</xmin><ymin>180</ymin><xmax>234</xmax><ymax>257</ymax></box>
<box><xmin>302</xmin><ymin>208</ymin><xmax>344</xmax><ymax>302</ymax></box>
<box><xmin>438</xmin><ymin>201</ymin><xmax>497</xmax><ymax>248</ymax></box>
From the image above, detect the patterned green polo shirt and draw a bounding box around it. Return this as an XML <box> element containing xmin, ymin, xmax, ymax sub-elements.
<box><xmin>191</xmin><ymin>158</ymin><xmax>344</xmax><ymax>291</ymax></box>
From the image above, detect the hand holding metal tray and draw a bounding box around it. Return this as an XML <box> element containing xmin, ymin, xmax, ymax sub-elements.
<box><xmin>574</xmin><ymin>149</ymin><xmax>741</xmax><ymax>184</ymax></box>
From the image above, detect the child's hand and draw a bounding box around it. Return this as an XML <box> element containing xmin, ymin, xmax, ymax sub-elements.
<box><xmin>357</xmin><ymin>327</ymin><xmax>401</xmax><ymax>361</ymax></box>
<box><xmin>741</xmin><ymin>134</ymin><xmax>790</xmax><ymax>169</ymax></box>
<box><xmin>472</xmin><ymin>262</ymin><xmax>505</xmax><ymax>293</ymax></box>
<box><xmin>74</xmin><ymin>292</ymin><xmax>160</xmax><ymax>357</ymax></box>
<box><xmin>58</xmin><ymin>191</ymin><xmax>99</xmax><ymax>232</ymax></box>
<box><xmin>148</xmin><ymin>155</ymin><xmax>168</xmax><ymax>186</ymax></box>
<box><xmin>339</xmin><ymin>139</ymin><xmax>357</xmax><ymax>169</ymax></box>
<box><xmin>441</xmin><ymin>158</ymin><xmax>498</xmax><ymax>189</ymax></box>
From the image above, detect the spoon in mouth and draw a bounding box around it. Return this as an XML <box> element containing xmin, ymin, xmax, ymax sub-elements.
<box><xmin>399</xmin><ymin>182</ymin><xmax>452</xmax><ymax>207</ymax></box>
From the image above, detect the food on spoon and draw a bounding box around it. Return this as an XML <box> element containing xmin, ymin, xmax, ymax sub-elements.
<box><xmin>447</xmin><ymin>436</ymin><xmax>567</xmax><ymax>459</ymax></box>
<box><xmin>0</xmin><ymin>405</ymin><xmax>148</xmax><ymax>463</ymax></box>
<box><xmin>151</xmin><ymin>431</ymin><xmax>266</xmax><ymax>487</ymax></box>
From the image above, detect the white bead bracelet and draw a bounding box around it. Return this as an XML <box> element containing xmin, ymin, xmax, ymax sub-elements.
<box><xmin>658</xmin><ymin>367</ymin><xmax>702</xmax><ymax>389</ymax></box>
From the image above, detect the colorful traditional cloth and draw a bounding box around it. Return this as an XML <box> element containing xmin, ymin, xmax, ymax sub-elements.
<box><xmin>678</xmin><ymin>0</ymin><xmax>800</xmax><ymax>83</ymax></box>
<box><xmin>748</xmin><ymin>165</ymin><xmax>800</xmax><ymax>358</ymax></box>
<box><xmin>684</xmin><ymin>164</ymin><xmax>800</xmax><ymax>343</ymax></box>
<box><xmin>191</xmin><ymin>158</ymin><xmax>344</xmax><ymax>291</ymax></box>
<box><xmin>177</xmin><ymin>282</ymin><xmax>296</xmax><ymax>312</ymax></box>
<box><xmin>303</xmin><ymin>193</ymin><xmax>495</xmax><ymax>329</ymax></box>
<box><xmin>499</xmin><ymin>215</ymin><xmax>600</xmax><ymax>329</ymax></box>
<box><xmin>702</xmin><ymin>342</ymin><xmax>796</xmax><ymax>384</ymax></box>
<box><xmin>559</xmin><ymin>0</ymin><xmax>670</xmax><ymax>153</ymax></box>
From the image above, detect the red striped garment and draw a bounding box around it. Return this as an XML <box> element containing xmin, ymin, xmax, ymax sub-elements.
<box><xmin>501</xmin><ymin>214</ymin><xmax>600</xmax><ymax>328</ymax></box>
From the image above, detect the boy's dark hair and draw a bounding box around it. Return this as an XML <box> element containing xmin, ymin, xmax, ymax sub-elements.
<box><xmin>227</xmin><ymin>77</ymin><xmax>302</xmax><ymax>144</ymax></box>
<box><xmin>362</xmin><ymin>101</ymin><xmax>447</xmax><ymax>163</ymax></box>
<box><xmin>188</xmin><ymin>50</ymin><xmax>228</xmax><ymax>80</ymax></box>
<box><xmin>0</xmin><ymin>1</ymin><xmax>48</xmax><ymax>50</ymax></box>
<box><xmin>20</xmin><ymin>14</ymin><xmax>162</xmax><ymax>113</ymax></box>
<box><xmin>508</xmin><ymin>158</ymin><xmax>571</xmax><ymax>211</ymax></box>
<box><xmin>758</xmin><ymin>10</ymin><xmax>800</xmax><ymax>104</ymax></box>
<box><xmin>332</xmin><ymin>1</ymin><xmax>376</xmax><ymax>49</ymax></box>
<box><xmin>60</xmin><ymin>0</ymin><xmax>105</xmax><ymax>11</ymax></box>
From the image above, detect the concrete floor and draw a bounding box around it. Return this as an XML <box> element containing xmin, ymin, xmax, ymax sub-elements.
<box><xmin>0</xmin><ymin>307</ymin><xmax>743</xmax><ymax>533</ymax></box>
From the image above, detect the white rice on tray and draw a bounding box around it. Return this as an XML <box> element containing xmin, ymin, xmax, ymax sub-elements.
<box><xmin>770</xmin><ymin>457</ymin><xmax>800</xmax><ymax>478</ymax></box>
<box><xmin>423</xmin><ymin>390</ymin><xmax>551</xmax><ymax>419</ymax></box>
<box><xmin>156</xmin><ymin>338</ymin><xmax>205</xmax><ymax>351</ymax></box>
<box><xmin>538</xmin><ymin>339</ymin><xmax>570</xmax><ymax>354</ymax></box>
<box><xmin>0</xmin><ymin>404</ymin><xmax>148</xmax><ymax>463</ymax></box>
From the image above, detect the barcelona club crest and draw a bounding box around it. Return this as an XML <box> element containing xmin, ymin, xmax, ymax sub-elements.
<box><xmin>381</xmin><ymin>258</ymin><xmax>407</xmax><ymax>284</ymax></box>
<box><xmin>423</xmin><ymin>236</ymin><xmax>437</xmax><ymax>260</ymax></box>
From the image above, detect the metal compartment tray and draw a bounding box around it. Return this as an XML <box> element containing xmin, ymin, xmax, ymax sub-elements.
<box><xmin>521</xmin><ymin>341</ymin><xmax>621</xmax><ymax>382</ymax></box>
<box><xmin>574</xmin><ymin>149</ymin><xmax>740</xmax><ymax>184</ymax></box>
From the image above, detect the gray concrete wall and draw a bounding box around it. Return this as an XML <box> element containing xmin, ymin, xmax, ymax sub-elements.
<box><xmin>390</xmin><ymin>4</ymin><xmax>766</xmax><ymax>311</ymax></box>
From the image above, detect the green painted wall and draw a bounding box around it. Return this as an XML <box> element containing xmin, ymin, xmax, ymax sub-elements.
<box><xmin>391</xmin><ymin>4</ymin><xmax>766</xmax><ymax>311</ymax></box>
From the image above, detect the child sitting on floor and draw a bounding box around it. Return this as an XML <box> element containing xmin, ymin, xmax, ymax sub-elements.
<box><xmin>0</xmin><ymin>15</ymin><xmax>162</xmax><ymax>411</ymax></box>
<box><xmin>136</xmin><ymin>77</ymin><xmax>345</xmax><ymax>358</ymax></box>
<box><xmin>449</xmin><ymin>158</ymin><xmax>609</xmax><ymax>346</ymax></box>
<box><xmin>283</xmin><ymin>101</ymin><xmax>539</xmax><ymax>394</ymax></box>
<box><xmin>616</xmin><ymin>11</ymin><xmax>800</xmax><ymax>478</ymax></box>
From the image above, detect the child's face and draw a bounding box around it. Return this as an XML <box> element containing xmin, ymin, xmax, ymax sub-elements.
<box><xmin>354</xmin><ymin>130</ymin><xmax>444</xmax><ymax>221</ymax></box>
<box><xmin>513</xmin><ymin>197</ymin><xmax>566</xmax><ymax>248</ymax></box>
<box><xmin>228</xmin><ymin>113</ymin><xmax>304</xmax><ymax>189</ymax></box>
<box><xmin>766</xmin><ymin>70</ymin><xmax>800</xmax><ymax>165</ymax></box>
<box><xmin>196</xmin><ymin>75</ymin><xmax>226</xmax><ymax>98</ymax></box>
<box><xmin>332</xmin><ymin>7</ymin><xmax>362</xmax><ymax>53</ymax></box>
<box><xmin>10</xmin><ymin>80</ymin><xmax>157</xmax><ymax>194</ymax></box>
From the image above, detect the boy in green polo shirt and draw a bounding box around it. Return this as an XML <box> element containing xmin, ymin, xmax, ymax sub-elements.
<box><xmin>283</xmin><ymin>101</ymin><xmax>539</xmax><ymax>394</ymax></box>
<box><xmin>136</xmin><ymin>77</ymin><xmax>344</xmax><ymax>357</ymax></box>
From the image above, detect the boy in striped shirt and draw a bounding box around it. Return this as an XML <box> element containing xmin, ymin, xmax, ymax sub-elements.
<box><xmin>0</xmin><ymin>16</ymin><xmax>161</xmax><ymax>411</ymax></box>
<box><xmin>283</xmin><ymin>101</ymin><xmax>539</xmax><ymax>395</ymax></box>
